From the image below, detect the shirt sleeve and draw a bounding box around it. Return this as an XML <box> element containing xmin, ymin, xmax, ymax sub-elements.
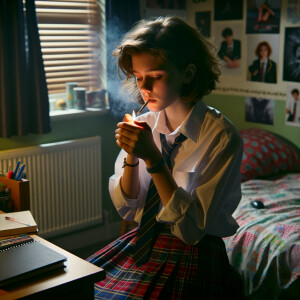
<box><xmin>108</xmin><ymin>112</ymin><xmax>158</xmax><ymax>223</ymax></box>
<box><xmin>108</xmin><ymin>149</ymin><xmax>150</xmax><ymax>223</ymax></box>
<box><xmin>108</xmin><ymin>149</ymin><xmax>139</xmax><ymax>220</ymax></box>
<box><xmin>157</xmin><ymin>130</ymin><xmax>244</xmax><ymax>245</ymax></box>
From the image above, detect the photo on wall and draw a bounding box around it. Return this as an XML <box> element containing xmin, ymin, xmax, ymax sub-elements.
<box><xmin>286</xmin><ymin>0</ymin><xmax>300</xmax><ymax>24</ymax></box>
<box><xmin>214</xmin><ymin>23</ymin><xmax>242</xmax><ymax>76</ymax></box>
<box><xmin>246</xmin><ymin>35</ymin><xmax>279</xmax><ymax>84</ymax></box>
<box><xmin>285</xmin><ymin>84</ymin><xmax>300</xmax><ymax>126</ymax></box>
<box><xmin>195</xmin><ymin>11</ymin><xmax>211</xmax><ymax>38</ymax></box>
<box><xmin>245</xmin><ymin>96</ymin><xmax>274</xmax><ymax>125</ymax></box>
<box><xmin>144</xmin><ymin>0</ymin><xmax>187</xmax><ymax>18</ymax></box>
<box><xmin>146</xmin><ymin>0</ymin><xmax>186</xmax><ymax>9</ymax></box>
<box><xmin>283</xmin><ymin>27</ymin><xmax>300</xmax><ymax>83</ymax></box>
<box><xmin>214</xmin><ymin>0</ymin><xmax>243</xmax><ymax>21</ymax></box>
<box><xmin>246</xmin><ymin>0</ymin><xmax>281</xmax><ymax>34</ymax></box>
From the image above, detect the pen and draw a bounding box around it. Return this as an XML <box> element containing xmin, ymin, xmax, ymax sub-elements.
<box><xmin>5</xmin><ymin>216</ymin><xmax>31</xmax><ymax>227</ymax></box>
<box><xmin>15</xmin><ymin>164</ymin><xmax>25</xmax><ymax>181</ymax></box>
<box><xmin>12</xmin><ymin>161</ymin><xmax>21</xmax><ymax>179</ymax></box>
<box><xmin>137</xmin><ymin>100</ymin><xmax>150</xmax><ymax>115</ymax></box>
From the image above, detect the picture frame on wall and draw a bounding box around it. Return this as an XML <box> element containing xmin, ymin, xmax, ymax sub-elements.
<box><xmin>245</xmin><ymin>97</ymin><xmax>274</xmax><ymax>125</ymax></box>
<box><xmin>214</xmin><ymin>23</ymin><xmax>242</xmax><ymax>76</ymax></box>
<box><xmin>286</xmin><ymin>84</ymin><xmax>300</xmax><ymax>126</ymax></box>
<box><xmin>195</xmin><ymin>11</ymin><xmax>211</xmax><ymax>38</ymax></box>
<box><xmin>286</xmin><ymin>0</ymin><xmax>300</xmax><ymax>24</ymax></box>
<box><xmin>214</xmin><ymin>0</ymin><xmax>243</xmax><ymax>21</ymax></box>
<box><xmin>246</xmin><ymin>0</ymin><xmax>281</xmax><ymax>34</ymax></box>
<box><xmin>283</xmin><ymin>27</ymin><xmax>300</xmax><ymax>83</ymax></box>
<box><xmin>145</xmin><ymin>0</ymin><xmax>187</xmax><ymax>18</ymax></box>
<box><xmin>246</xmin><ymin>35</ymin><xmax>279</xmax><ymax>84</ymax></box>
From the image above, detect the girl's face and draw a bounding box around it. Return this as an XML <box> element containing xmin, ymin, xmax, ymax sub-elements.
<box><xmin>259</xmin><ymin>45</ymin><xmax>269</xmax><ymax>59</ymax></box>
<box><xmin>132</xmin><ymin>52</ymin><xmax>185</xmax><ymax>112</ymax></box>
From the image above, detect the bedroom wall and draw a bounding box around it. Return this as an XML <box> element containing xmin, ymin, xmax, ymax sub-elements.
<box><xmin>184</xmin><ymin>1</ymin><xmax>300</xmax><ymax>148</ymax></box>
<box><xmin>204</xmin><ymin>93</ymin><xmax>300</xmax><ymax>148</ymax></box>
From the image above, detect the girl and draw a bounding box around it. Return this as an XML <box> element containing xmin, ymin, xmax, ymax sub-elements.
<box><xmin>88</xmin><ymin>16</ymin><xmax>245</xmax><ymax>299</ymax></box>
<box><xmin>248</xmin><ymin>41</ymin><xmax>277</xmax><ymax>83</ymax></box>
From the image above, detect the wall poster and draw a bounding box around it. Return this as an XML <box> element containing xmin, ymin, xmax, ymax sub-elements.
<box><xmin>190</xmin><ymin>0</ymin><xmax>299</xmax><ymax>101</ymax></box>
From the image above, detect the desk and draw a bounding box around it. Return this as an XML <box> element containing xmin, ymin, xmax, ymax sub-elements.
<box><xmin>0</xmin><ymin>235</ymin><xmax>105</xmax><ymax>299</ymax></box>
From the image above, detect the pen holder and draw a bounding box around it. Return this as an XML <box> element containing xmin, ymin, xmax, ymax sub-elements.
<box><xmin>0</xmin><ymin>177</ymin><xmax>30</xmax><ymax>212</ymax></box>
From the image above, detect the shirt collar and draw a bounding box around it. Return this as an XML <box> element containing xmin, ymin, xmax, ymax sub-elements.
<box><xmin>153</xmin><ymin>100</ymin><xmax>208</xmax><ymax>143</ymax></box>
<box><xmin>180</xmin><ymin>100</ymin><xmax>207</xmax><ymax>143</ymax></box>
<box><xmin>260</xmin><ymin>58</ymin><xmax>268</xmax><ymax>64</ymax></box>
<box><xmin>155</xmin><ymin>110</ymin><xmax>169</xmax><ymax>135</ymax></box>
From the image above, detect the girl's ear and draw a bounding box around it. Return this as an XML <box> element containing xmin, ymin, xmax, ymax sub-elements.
<box><xmin>183</xmin><ymin>64</ymin><xmax>197</xmax><ymax>84</ymax></box>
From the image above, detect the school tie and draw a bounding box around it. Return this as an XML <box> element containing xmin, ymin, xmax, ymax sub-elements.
<box><xmin>133</xmin><ymin>133</ymin><xmax>187</xmax><ymax>266</ymax></box>
<box><xmin>259</xmin><ymin>62</ymin><xmax>265</xmax><ymax>82</ymax></box>
<box><xmin>292</xmin><ymin>102</ymin><xmax>297</xmax><ymax>121</ymax></box>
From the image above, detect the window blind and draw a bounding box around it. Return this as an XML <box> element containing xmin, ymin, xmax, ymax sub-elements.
<box><xmin>35</xmin><ymin>0</ymin><xmax>106</xmax><ymax>95</ymax></box>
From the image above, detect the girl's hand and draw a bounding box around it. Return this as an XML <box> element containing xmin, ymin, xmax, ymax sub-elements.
<box><xmin>115</xmin><ymin>114</ymin><xmax>160</xmax><ymax>161</ymax></box>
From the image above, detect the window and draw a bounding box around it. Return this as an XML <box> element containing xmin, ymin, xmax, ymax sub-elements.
<box><xmin>35</xmin><ymin>0</ymin><xmax>106</xmax><ymax>113</ymax></box>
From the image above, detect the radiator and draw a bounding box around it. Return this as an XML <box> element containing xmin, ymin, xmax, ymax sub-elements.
<box><xmin>0</xmin><ymin>136</ymin><xmax>102</xmax><ymax>237</ymax></box>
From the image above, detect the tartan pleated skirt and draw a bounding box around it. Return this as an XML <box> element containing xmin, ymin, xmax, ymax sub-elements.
<box><xmin>87</xmin><ymin>224</ymin><xmax>245</xmax><ymax>300</ymax></box>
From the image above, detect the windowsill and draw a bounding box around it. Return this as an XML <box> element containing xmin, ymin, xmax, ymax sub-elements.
<box><xmin>50</xmin><ymin>107</ymin><xmax>110</xmax><ymax>121</ymax></box>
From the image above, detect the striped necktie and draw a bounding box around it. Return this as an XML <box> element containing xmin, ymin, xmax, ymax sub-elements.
<box><xmin>292</xmin><ymin>102</ymin><xmax>297</xmax><ymax>121</ymax></box>
<box><xmin>133</xmin><ymin>133</ymin><xmax>187</xmax><ymax>266</ymax></box>
<box><xmin>259</xmin><ymin>62</ymin><xmax>265</xmax><ymax>82</ymax></box>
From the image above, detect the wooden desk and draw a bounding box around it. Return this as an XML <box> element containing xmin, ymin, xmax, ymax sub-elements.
<box><xmin>0</xmin><ymin>235</ymin><xmax>105</xmax><ymax>299</ymax></box>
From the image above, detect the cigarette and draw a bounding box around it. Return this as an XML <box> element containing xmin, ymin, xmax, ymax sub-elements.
<box><xmin>137</xmin><ymin>100</ymin><xmax>150</xmax><ymax>115</ymax></box>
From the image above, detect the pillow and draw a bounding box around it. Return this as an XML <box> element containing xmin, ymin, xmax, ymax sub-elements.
<box><xmin>240</xmin><ymin>128</ymin><xmax>300</xmax><ymax>181</ymax></box>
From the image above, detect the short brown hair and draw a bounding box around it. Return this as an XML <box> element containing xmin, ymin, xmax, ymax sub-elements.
<box><xmin>222</xmin><ymin>27</ymin><xmax>233</xmax><ymax>38</ymax></box>
<box><xmin>113</xmin><ymin>16</ymin><xmax>220</xmax><ymax>103</ymax></box>
<box><xmin>255</xmin><ymin>41</ymin><xmax>272</xmax><ymax>58</ymax></box>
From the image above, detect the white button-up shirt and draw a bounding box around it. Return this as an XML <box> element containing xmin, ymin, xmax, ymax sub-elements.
<box><xmin>287</xmin><ymin>98</ymin><xmax>300</xmax><ymax>123</ymax></box>
<box><xmin>109</xmin><ymin>100</ymin><xmax>244</xmax><ymax>245</ymax></box>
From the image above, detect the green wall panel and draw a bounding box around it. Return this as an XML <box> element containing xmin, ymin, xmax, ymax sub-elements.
<box><xmin>204</xmin><ymin>93</ymin><xmax>300</xmax><ymax>148</ymax></box>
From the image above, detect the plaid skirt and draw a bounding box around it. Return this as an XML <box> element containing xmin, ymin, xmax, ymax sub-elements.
<box><xmin>87</xmin><ymin>224</ymin><xmax>245</xmax><ymax>300</ymax></box>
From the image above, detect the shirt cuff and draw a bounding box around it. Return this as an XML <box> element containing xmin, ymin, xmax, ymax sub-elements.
<box><xmin>111</xmin><ymin>175</ymin><xmax>139</xmax><ymax>208</ymax></box>
<box><xmin>156</xmin><ymin>187</ymin><xmax>194</xmax><ymax>224</ymax></box>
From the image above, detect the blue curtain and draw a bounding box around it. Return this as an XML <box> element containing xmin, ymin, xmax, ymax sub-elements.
<box><xmin>105</xmin><ymin>0</ymin><xmax>143</xmax><ymax>120</ymax></box>
<box><xmin>0</xmin><ymin>0</ymin><xmax>50</xmax><ymax>138</ymax></box>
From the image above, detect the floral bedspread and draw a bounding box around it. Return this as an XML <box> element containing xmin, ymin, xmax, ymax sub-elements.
<box><xmin>223</xmin><ymin>173</ymin><xmax>300</xmax><ymax>297</ymax></box>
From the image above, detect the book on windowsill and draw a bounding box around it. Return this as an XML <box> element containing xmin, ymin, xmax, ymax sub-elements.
<box><xmin>0</xmin><ymin>210</ymin><xmax>38</xmax><ymax>237</ymax></box>
<box><xmin>0</xmin><ymin>234</ymin><xmax>67</xmax><ymax>288</ymax></box>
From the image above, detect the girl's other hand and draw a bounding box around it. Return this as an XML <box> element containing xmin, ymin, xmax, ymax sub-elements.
<box><xmin>115</xmin><ymin>117</ymin><xmax>160</xmax><ymax>161</ymax></box>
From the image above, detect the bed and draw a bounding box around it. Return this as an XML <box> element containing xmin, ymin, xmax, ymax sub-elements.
<box><xmin>223</xmin><ymin>128</ymin><xmax>300</xmax><ymax>300</ymax></box>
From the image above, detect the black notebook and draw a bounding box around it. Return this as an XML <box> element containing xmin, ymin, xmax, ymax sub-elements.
<box><xmin>0</xmin><ymin>234</ymin><xmax>67</xmax><ymax>288</ymax></box>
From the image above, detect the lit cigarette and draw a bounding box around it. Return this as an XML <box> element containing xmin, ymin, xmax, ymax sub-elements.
<box><xmin>137</xmin><ymin>100</ymin><xmax>150</xmax><ymax>115</ymax></box>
